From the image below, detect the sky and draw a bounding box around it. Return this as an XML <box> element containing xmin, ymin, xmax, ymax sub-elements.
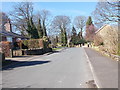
<box><xmin>1</xmin><ymin>2</ymin><xmax>97</xmax><ymax>18</ymax></box>
<box><xmin>1</xmin><ymin>2</ymin><xmax>98</xmax><ymax>34</ymax></box>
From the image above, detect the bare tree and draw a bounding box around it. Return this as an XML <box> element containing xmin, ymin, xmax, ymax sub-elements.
<box><xmin>74</xmin><ymin>16</ymin><xmax>86</xmax><ymax>39</ymax></box>
<box><xmin>92</xmin><ymin>0</ymin><xmax>119</xmax><ymax>27</ymax></box>
<box><xmin>0</xmin><ymin>12</ymin><xmax>9</xmax><ymax>30</ymax></box>
<box><xmin>39</xmin><ymin>9</ymin><xmax>51</xmax><ymax>36</ymax></box>
<box><xmin>51</xmin><ymin>15</ymin><xmax>71</xmax><ymax>45</ymax></box>
<box><xmin>52</xmin><ymin>15</ymin><xmax>71</xmax><ymax>32</ymax></box>
<box><xmin>9</xmin><ymin>2</ymin><xmax>34</xmax><ymax>36</ymax></box>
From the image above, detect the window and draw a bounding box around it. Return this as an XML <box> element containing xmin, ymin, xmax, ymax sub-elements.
<box><xmin>7</xmin><ymin>36</ymin><xmax>12</xmax><ymax>42</ymax></box>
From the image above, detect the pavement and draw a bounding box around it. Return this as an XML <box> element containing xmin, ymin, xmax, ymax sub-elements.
<box><xmin>84</xmin><ymin>47</ymin><xmax>118</xmax><ymax>88</ymax></box>
<box><xmin>2</xmin><ymin>47</ymin><xmax>94</xmax><ymax>88</ymax></box>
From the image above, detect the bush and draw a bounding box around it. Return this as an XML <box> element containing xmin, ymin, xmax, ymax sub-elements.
<box><xmin>0</xmin><ymin>41</ymin><xmax>11</xmax><ymax>57</ymax></box>
<box><xmin>94</xmin><ymin>35</ymin><xmax>103</xmax><ymax>46</ymax></box>
<box><xmin>38</xmin><ymin>39</ymin><xmax>44</xmax><ymax>48</ymax></box>
<box><xmin>21</xmin><ymin>39</ymin><xmax>48</xmax><ymax>49</ymax></box>
<box><xmin>17</xmin><ymin>37</ymin><xmax>50</xmax><ymax>50</ymax></box>
<box><xmin>78</xmin><ymin>39</ymin><xmax>86</xmax><ymax>44</ymax></box>
<box><xmin>42</xmin><ymin>36</ymin><xmax>50</xmax><ymax>49</ymax></box>
<box><xmin>21</xmin><ymin>40</ymin><xmax>28</xmax><ymax>49</ymax></box>
<box><xmin>22</xmin><ymin>40</ymin><xmax>28</xmax><ymax>47</ymax></box>
<box><xmin>28</xmin><ymin>39</ymin><xmax>39</xmax><ymax>49</ymax></box>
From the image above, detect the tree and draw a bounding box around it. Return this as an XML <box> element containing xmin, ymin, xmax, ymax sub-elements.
<box><xmin>30</xmin><ymin>17</ymin><xmax>39</xmax><ymax>39</ymax></box>
<box><xmin>9</xmin><ymin>2</ymin><xmax>40</xmax><ymax>38</ymax></box>
<box><xmin>0</xmin><ymin>12</ymin><xmax>9</xmax><ymax>30</ymax></box>
<box><xmin>71</xmin><ymin>26</ymin><xmax>77</xmax><ymax>45</ymax></box>
<box><xmin>86</xmin><ymin>16</ymin><xmax>92</xmax><ymax>25</ymax></box>
<box><xmin>37</xmin><ymin>18</ymin><xmax>43</xmax><ymax>38</ymax></box>
<box><xmin>27</xmin><ymin>17</ymin><xmax>39</xmax><ymax>39</ymax></box>
<box><xmin>74</xmin><ymin>16</ymin><xmax>86</xmax><ymax>39</ymax></box>
<box><xmin>71</xmin><ymin>26</ymin><xmax>77</xmax><ymax>36</ymax></box>
<box><xmin>55</xmin><ymin>36</ymin><xmax>59</xmax><ymax>44</ymax></box>
<box><xmin>85</xmin><ymin>16</ymin><xmax>96</xmax><ymax>41</ymax></box>
<box><xmin>52</xmin><ymin>15</ymin><xmax>71</xmax><ymax>46</ymax></box>
<box><xmin>39</xmin><ymin>9</ymin><xmax>51</xmax><ymax>37</ymax></box>
<box><xmin>92</xmin><ymin>0</ymin><xmax>119</xmax><ymax>27</ymax></box>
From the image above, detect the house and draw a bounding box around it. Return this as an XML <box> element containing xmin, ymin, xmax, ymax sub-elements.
<box><xmin>0</xmin><ymin>12</ymin><xmax>29</xmax><ymax>57</ymax></box>
<box><xmin>94</xmin><ymin>24</ymin><xmax>118</xmax><ymax>54</ymax></box>
<box><xmin>0</xmin><ymin>12</ymin><xmax>28</xmax><ymax>43</ymax></box>
<box><xmin>95</xmin><ymin>24</ymin><xmax>118</xmax><ymax>41</ymax></box>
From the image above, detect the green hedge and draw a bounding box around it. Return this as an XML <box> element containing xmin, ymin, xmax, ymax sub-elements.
<box><xmin>21</xmin><ymin>39</ymin><xmax>42</xmax><ymax>49</ymax></box>
<box><xmin>20</xmin><ymin>38</ymin><xmax>49</xmax><ymax>49</ymax></box>
<box><xmin>28</xmin><ymin>39</ymin><xmax>39</xmax><ymax>49</ymax></box>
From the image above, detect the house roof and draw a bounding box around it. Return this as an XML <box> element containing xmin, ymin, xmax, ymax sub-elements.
<box><xmin>95</xmin><ymin>24</ymin><xmax>110</xmax><ymax>34</ymax></box>
<box><xmin>0</xmin><ymin>30</ymin><xmax>29</xmax><ymax>39</ymax></box>
<box><xmin>0</xmin><ymin>12</ymin><xmax>29</xmax><ymax>39</ymax></box>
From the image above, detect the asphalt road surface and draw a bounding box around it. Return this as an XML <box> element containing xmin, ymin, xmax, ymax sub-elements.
<box><xmin>2</xmin><ymin>47</ymin><xmax>94</xmax><ymax>88</ymax></box>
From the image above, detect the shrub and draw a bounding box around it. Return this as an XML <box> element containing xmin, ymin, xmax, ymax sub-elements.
<box><xmin>20</xmin><ymin>37</ymin><xmax>50</xmax><ymax>50</ymax></box>
<box><xmin>22</xmin><ymin>40</ymin><xmax>28</xmax><ymax>47</ymax></box>
<box><xmin>94</xmin><ymin>35</ymin><xmax>103</xmax><ymax>46</ymax></box>
<box><xmin>0</xmin><ymin>41</ymin><xmax>11</xmax><ymax>57</ymax></box>
<box><xmin>28</xmin><ymin>39</ymin><xmax>39</xmax><ymax>49</ymax></box>
<box><xmin>42</xmin><ymin>36</ymin><xmax>50</xmax><ymax>49</ymax></box>
<box><xmin>38</xmin><ymin>39</ymin><xmax>44</xmax><ymax>48</ymax></box>
<box><xmin>21</xmin><ymin>39</ymin><xmax>45</xmax><ymax>49</ymax></box>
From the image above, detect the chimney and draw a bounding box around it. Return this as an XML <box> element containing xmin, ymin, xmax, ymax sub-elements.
<box><xmin>4</xmin><ymin>19</ymin><xmax>12</xmax><ymax>32</ymax></box>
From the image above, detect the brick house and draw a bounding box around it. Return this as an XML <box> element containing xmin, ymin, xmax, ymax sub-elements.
<box><xmin>0</xmin><ymin>12</ymin><xmax>29</xmax><ymax>57</ymax></box>
<box><xmin>0</xmin><ymin>18</ymin><xmax>28</xmax><ymax>43</ymax></box>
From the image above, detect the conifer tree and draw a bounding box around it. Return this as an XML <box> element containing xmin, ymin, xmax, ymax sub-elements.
<box><xmin>86</xmin><ymin>16</ymin><xmax>92</xmax><ymax>26</ymax></box>
<box><xmin>37</xmin><ymin>18</ymin><xmax>43</xmax><ymax>38</ymax></box>
<box><xmin>27</xmin><ymin>17</ymin><xmax>39</xmax><ymax>39</ymax></box>
<box><xmin>71</xmin><ymin>26</ymin><xmax>77</xmax><ymax>45</ymax></box>
<box><xmin>85</xmin><ymin>16</ymin><xmax>96</xmax><ymax>41</ymax></box>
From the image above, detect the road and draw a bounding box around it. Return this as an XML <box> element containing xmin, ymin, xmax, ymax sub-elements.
<box><xmin>2</xmin><ymin>47</ymin><xmax>94</xmax><ymax>88</ymax></box>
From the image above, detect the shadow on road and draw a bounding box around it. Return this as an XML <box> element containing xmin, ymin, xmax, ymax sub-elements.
<box><xmin>2</xmin><ymin>60</ymin><xmax>51</xmax><ymax>71</ymax></box>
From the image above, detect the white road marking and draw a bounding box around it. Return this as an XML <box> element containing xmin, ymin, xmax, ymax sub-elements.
<box><xmin>83</xmin><ymin>47</ymin><xmax>100</xmax><ymax>88</ymax></box>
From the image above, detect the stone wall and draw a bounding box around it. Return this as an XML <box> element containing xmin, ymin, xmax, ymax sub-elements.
<box><xmin>12</xmin><ymin>48</ymin><xmax>52</xmax><ymax>56</ymax></box>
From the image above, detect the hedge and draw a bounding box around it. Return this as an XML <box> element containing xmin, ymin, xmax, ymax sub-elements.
<box><xmin>18</xmin><ymin>38</ymin><xmax>49</xmax><ymax>49</ymax></box>
<box><xmin>0</xmin><ymin>41</ymin><xmax>11</xmax><ymax>57</ymax></box>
